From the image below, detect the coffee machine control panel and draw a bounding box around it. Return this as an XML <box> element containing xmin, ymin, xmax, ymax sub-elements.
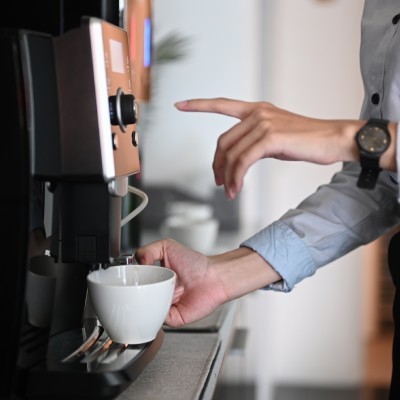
<box><xmin>97</xmin><ymin>18</ymin><xmax>140</xmax><ymax>179</ymax></box>
<box><xmin>52</xmin><ymin>18</ymin><xmax>141</xmax><ymax>183</ymax></box>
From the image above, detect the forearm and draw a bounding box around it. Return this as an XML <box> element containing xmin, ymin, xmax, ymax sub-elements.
<box><xmin>209</xmin><ymin>247</ymin><xmax>281</xmax><ymax>302</ymax></box>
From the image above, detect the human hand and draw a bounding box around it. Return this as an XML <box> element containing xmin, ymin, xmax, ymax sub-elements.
<box><xmin>135</xmin><ymin>238</ymin><xmax>282</xmax><ymax>327</ymax></box>
<box><xmin>175</xmin><ymin>98</ymin><xmax>362</xmax><ymax>199</ymax></box>
<box><xmin>135</xmin><ymin>239</ymin><xmax>227</xmax><ymax>327</ymax></box>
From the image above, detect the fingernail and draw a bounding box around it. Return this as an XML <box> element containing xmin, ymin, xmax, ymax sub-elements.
<box><xmin>174</xmin><ymin>100</ymin><xmax>188</xmax><ymax>109</ymax></box>
<box><xmin>224</xmin><ymin>187</ymin><xmax>233</xmax><ymax>201</ymax></box>
<box><xmin>215</xmin><ymin>177</ymin><xmax>223</xmax><ymax>186</ymax></box>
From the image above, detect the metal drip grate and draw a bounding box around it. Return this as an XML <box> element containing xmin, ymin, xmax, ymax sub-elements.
<box><xmin>18</xmin><ymin>320</ymin><xmax>164</xmax><ymax>399</ymax></box>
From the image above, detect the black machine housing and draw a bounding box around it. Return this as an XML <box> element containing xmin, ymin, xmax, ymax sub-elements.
<box><xmin>0</xmin><ymin>2</ymin><xmax>158</xmax><ymax>399</ymax></box>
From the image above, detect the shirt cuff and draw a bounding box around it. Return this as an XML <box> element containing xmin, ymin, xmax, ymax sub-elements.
<box><xmin>240</xmin><ymin>220</ymin><xmax>317</xmax><ymax>292</ymax></box>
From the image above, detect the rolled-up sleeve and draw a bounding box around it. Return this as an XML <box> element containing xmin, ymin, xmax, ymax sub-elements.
<box><xmin>241</xmin><ymin>162</ymin><xmax>400</xmax><ymax>292</ymax></box>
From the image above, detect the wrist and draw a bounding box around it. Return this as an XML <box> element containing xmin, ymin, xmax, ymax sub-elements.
<box><xmin>340</xmin><ymin>120</ymin><xmax>365</xmax><ymax>163</ymax></box>
<box><xmin>209</xmin><ymin>247</ymin><xmax>281</xmax><ymax>301</ymax></box>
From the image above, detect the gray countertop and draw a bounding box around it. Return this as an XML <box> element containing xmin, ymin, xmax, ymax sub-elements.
<box><xmin>116</xmin><ymin>301</ymin><xmax>238</xmax><ymax>400</ymax></box>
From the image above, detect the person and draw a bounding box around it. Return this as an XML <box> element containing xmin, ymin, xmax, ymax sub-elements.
<box><xmin>135</xmin><ymin>1</ymin><xmax>400</xmax><ymax>397</ymax></box>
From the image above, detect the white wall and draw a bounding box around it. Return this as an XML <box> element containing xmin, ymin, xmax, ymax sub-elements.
<box><xmin>254</xmin><ymin>0</ymin><xmax>366</xmax><ymax>397</ymax></box>
<box><xmin>143</xmin><ymin>0</ymin><xmax>367</xmax><ymax>398</ymax></box>
<box><xmin>141</xmin><ymin>0</ymin><xmax>261</xmax><ymax>203</ymax></box>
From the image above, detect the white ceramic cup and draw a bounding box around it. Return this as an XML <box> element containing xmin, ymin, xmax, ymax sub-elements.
<box><xmin>87</xmin><ymin>265</ymin><xmax>176</xmax><ymax>344</ymax></box>
<box><xmin>161</xmin><ymin>215</ymin><xmax>219</xmax><ymax>254</ymax></box>
<box><xmin>166</xmin><ymin>201</ymin><xmax>213</xmax><ymax>221</ymax></box>
<box><xmin>25</xmin><ymin>255</ymin><xmax>57</xmax><ymax>328</ymax></box>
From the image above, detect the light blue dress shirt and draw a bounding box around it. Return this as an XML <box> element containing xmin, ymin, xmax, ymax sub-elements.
<box><xmin>241</xmin><ymin>0</ymin><xmax>400</xmax><ymax>292</ymax></box>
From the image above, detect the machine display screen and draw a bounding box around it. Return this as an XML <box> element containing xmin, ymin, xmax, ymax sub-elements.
<box><xmin>109</xmin><ymin>39</ymin><xmax>125</xmax><ymax>73</ymax></box>
<box><xmin>144</xmin><ymin>18</ymin><xmax>151</xmax><ymax>68</ymax></box>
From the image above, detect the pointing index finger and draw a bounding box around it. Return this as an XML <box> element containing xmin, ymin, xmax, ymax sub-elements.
<box><xmin>174</xmin><ymin>98</ymin><xmax>253</xmax><ymax>120</ymax></box>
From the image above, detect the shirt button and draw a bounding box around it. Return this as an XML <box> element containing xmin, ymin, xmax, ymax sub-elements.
<box><xmin>393</xmin><ymin>14</ymin><xmax>400</xmax><ymax>24</ymax></box>
<box><xmin>389</xmin><ymin>174</ymin><xmax>398</xmax><ymax>185</ymax></box>
<box><xmin>371</xmin><ymin>93</ymin><xmax>380</xmax><ymax>105</ymax></box>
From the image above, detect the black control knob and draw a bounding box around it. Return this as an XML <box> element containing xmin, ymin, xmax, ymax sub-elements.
<box><xmin>120</xmin><ymin>94</ymin><xmax>137</xmax><ymax>125</ymax></box>
<box><xmin>109</xmin><ymin>88</ymin><xmax>138</xmax><ymax>132</ymax></box>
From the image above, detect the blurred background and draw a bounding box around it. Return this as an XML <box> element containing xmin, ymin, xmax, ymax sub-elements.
<box><xmin>137</xmin><ymin>0</ymin><xmax>394</xmax><ymax>399</ymax></box>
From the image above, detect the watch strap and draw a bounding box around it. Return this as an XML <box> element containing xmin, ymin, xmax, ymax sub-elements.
<box><xmin>357</xmin><ymin>165</ymin><xmax>381</xmax><ymax>189</ymax></box>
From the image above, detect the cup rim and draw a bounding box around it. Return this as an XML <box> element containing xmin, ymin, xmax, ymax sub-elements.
<box><xmin>87</xmin><ymin>264</ymin><xmax>176</xmax><ymax>288</ymax></box>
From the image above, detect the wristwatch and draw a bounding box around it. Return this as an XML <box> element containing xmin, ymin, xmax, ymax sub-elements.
<box><xmin>355</xmin><ymin>118</ymin><xmax>391</xmax><ymax>189</ymax></box>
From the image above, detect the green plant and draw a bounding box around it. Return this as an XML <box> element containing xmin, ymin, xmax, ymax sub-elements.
<box><xmin>153</xmin><ymin>31</ymin><xmax>191</xmax><ymax>64</ymax></box>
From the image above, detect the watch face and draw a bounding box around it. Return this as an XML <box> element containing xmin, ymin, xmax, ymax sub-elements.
<box><xmin>357</xmin><ymin>126</ymin><xmax>390</xmax><ymax>154</ymax></box>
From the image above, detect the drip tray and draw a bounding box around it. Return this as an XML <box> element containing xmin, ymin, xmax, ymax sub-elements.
<box><xmin>24</xmin><ymin>320</ymin><xmax>163</xmax><ymax>399</ymax></box>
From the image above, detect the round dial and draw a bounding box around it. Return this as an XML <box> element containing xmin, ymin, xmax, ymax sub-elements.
<box><xmin>109</xmin><ymin>88</ymin><xmax>138</xmax><ymax>132</ymax></box>
<box><xmin>356</xmin><ymin>126</ymin><xmax>390</xmax><ymax>154</ymax></box>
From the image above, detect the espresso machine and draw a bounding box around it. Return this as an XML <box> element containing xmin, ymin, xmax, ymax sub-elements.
<box><xmin>0</xmin><ymin>1</ymin><xmax>160</xmax><ymax>399</ymax></box>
